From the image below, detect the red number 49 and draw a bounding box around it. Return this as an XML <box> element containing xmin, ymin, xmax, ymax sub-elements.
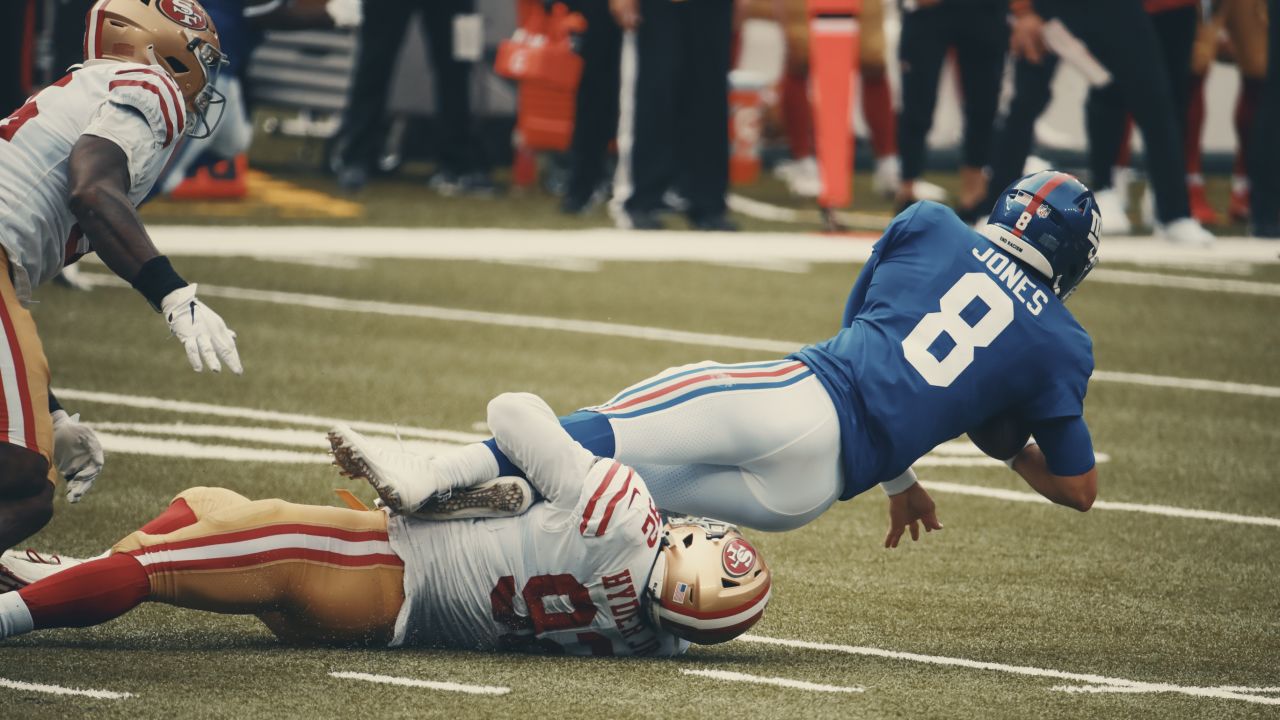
<box><xmin>489</xmin><ymin>573</ymin><xmax>613</xmax><ymax>656</ymax></box>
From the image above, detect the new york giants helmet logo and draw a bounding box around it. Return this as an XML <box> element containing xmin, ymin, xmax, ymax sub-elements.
<box><xmin>157</xmin><ymin>0</ymin><xmax>209</xmax><ymax>30</ymax></box>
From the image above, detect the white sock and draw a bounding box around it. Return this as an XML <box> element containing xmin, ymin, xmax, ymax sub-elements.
<box><xmin>433</xmin><ymin>443</ymin><xmax>500</xmax><ymax>493</ymax></box>
<box><xmin>0</xmin><ymin>592</ymin><xmax>34</xmax><ymax>639</ymax></box>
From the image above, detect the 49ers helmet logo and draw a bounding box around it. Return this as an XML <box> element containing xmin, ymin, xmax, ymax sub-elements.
<box><xmin>157</xmin><ymin>0</ymin><xmax>208</xmax><ymax>30</ymax></box>
<box><xmin>721</xmin><ymin>538</ymin><xmax>757</xmax><ymax>577</ymax></box>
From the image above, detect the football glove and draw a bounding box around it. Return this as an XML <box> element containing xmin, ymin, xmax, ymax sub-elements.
<box><xmin>326</xmin><ymin>0</ymin><xmax>362</xmax><ymax>28</ymax></box>
<box><xmin>160</xmin><ymin>284</ymin><xmax>243</xmax><ymax>375</ymax></box>
<box><xmin>52</xmin><ymin>410</ymin><xmax>105</xmax><ymax>504</ymax></box>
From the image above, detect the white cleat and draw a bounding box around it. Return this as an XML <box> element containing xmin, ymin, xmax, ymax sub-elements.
<box><xmin>912</xmin><ymin>179</ymin><xmax>948</xmax><ymax>203</ymax></box>
<box><xmin>327</xmin><ymin>425</ymin><xmax>439</xmax><ymax>514</ymax></box>
<box><xmin>0</xmin><ymin>549</ymin><xmax>82</xmax><ymax>591</ymax></box>
<box><xmin>1154</xmin><ymin>217</ymin><xmax>1215</xmax><ymax>247</ymax></box>
<box><xmin>1093</xmin><ymin>188</ymin><xmax>1132</xmax><ymax>235</ymax></box>
<box><xmin>411</xmin><ymin>476</ymin><xmax>535</xmax><ymax>521</ymax></box>
<box><xmin>871</xmin><ymin>156</ymin><xmax>901</xmax><ymax>200</ymax></box>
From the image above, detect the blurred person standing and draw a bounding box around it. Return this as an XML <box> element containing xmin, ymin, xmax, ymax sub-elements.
<box><xmin>1249</xmin><ymin>0</ymin><xmax>1278</xmax><ymax>236</ymax></box>
<box><xmin>1</xmin><ymin>0</ymin><xmax>38</xmax><ymax>114</ymax></box>
<box><xmin>895</xmin><ymin>0</ymin><xmax>1009</xmax><ymax>222</ymax></box>
<box><xmin>1084</xmin><ymin>0</ymin><xmax>1198</xmax><ymax>235</ymax></box>
<box><xmin>561</xmin><ymin>0</ymin><xmax>623</xmax><ymax>215</ymax></box>
<box><xmin>1009</xmin><ymin>0</ymin><xmax>1213</xmax><ymax>244</ymax></box>
<box><xmin>333</xmin><ymin>0</ymin><xmax>492</xmax><ymax>194</ymax></box>
<box><xmin>610</xmin><ymin>0</ymin><xmax>736</xmax><ymax>231</ymax></box>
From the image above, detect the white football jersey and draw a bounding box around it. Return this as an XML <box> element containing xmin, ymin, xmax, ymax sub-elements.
<box><xmin>0</xmin><ymin>60</ymin><xmax>185</xmax><ymax>302</ymax></box>
<box><xmin>388</xmin><ymin>395</ymin><xmax>690</xmax><ymax>657</ymax></box>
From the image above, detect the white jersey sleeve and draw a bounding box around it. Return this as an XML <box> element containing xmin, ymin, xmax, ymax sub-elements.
<box><xmin>83</xmin><ymin>65</ymin><xmax>187</xmax><ymax>191</ymax></box>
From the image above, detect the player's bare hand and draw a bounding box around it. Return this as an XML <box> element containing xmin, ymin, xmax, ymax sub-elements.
<box><xmin>1010</xmin><ymin>12</ymin><xmax>1047</xmax><ymax>64</ymax></box>
<box><xmin>160</xmin><ymin>284</ymin><xmax>243</xmax><ymax>375</ymax></box>
<box><xmin>884</xmin><ymin>482</ymin><xmax>943</xmax><ymax>549</ymax></box>
<box><xmin>610</xmin><ymin>0</ymin><xmax>640</xmax><ymax>30</ymax></box>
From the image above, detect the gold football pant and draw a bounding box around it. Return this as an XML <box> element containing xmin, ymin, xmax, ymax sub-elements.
<box><xmin>114</xmin><ymin>487</ymin><xmax>405</xmax><ymax>645</ymax></box>
<box><xmin>0</xmin><ymin>252</ymin><xmax>55</xmax><ymax>483</ymax></box>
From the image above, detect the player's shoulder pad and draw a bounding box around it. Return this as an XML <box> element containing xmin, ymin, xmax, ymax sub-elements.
<box><xmin>103</xmin><ymin>63</ymin><xmax>186</xmax><ymax>147</ymax></box>
<box><xmin>877</xmin><ymin>200</ymin><xmax>949</xmax><ymax>253</ymax></box>
<box><xmin>576</xmin><ymin>459</ymin><xmax>649</xmax><ymax>539</ymax></box>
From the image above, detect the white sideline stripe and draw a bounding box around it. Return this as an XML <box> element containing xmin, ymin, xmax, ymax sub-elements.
<box><xmin>55</xmin><ymin>387</ymin><xmax>487</xmax><ymax>443</ymax></box>
<box><xmin>738</xmin><ymin>635</ymin><xmax>1280</xmax><ymax>706</ymax></box>
<box><xmin>680</xmin><ymin>668</ymin><xmax>864</xmax><ymax>694</ymax></box>
<box><xmin>140</xmin><ymin>226</ymin><xmax>1280</xmax><ymax>266</ymax></box>
<box><xmin>926</xmin><ymin>480</ymin><xmax>1280</xmax><ymax>528</ymax></box>
<box><xmin>1054</xmin><ymin>684</ymin><xmax>1280</xmax><ymax>698</ymax></box>
<box><xmin>94</xmin><ymin>433</ymin><xmax>328</xmax><ymax>465</ymax></box>
<box><xmin>329</xmin><ymin>671</ymin><xmax>509</xmax><ymax>696</ymax></box>
<box><xmin>75</xmin><ymin>273</ymin><xmax>1280</xmax><ymax>401</ymax></box>
<box><xmin>0</xmin><ymin>677</ymin><xmax>133</xmax><ymax>700</ymax></box>
<box><xmin>89</xmin><ymin>422</ymin><xmax>462</xmax><ymax>458</ymax></box>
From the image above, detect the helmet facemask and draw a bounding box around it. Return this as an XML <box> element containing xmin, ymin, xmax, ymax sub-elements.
<box><xmin>159</xmin><ymin>34</ymin><xmax>227</xmax><ymax>139</ymax></box>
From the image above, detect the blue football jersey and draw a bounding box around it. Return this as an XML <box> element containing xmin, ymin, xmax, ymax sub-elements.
<box><xmin>791</xmin><ymin>202</ymin><xmax>1094</xmax><ymax>500</ymax></box>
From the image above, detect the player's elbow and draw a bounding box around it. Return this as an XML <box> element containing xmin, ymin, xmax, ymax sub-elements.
<box><xmin>1059</xmin><ymin>468</ymin><xmax>1098</xmax><ymax>512</ymax></box>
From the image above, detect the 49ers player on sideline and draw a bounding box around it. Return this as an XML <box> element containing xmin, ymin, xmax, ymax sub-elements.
<box><xmin>0</xmin><ymin>0</ymin><xmax>242</xmax><ymax>553</ymax></box>
<box><xmin>0</xmin><ymin>393</ymin><xmax>771</xmax><ymax>655</ymax></box>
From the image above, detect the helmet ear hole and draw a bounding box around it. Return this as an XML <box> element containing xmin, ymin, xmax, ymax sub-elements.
<box><xmin>721</xmin><ymin>578</ymin><xmax>739</xmax><ymax>588</ymax></box>
<box><xmin>165</xmin><ymin>56</ymin><xmax>189</xmax><ymax>73</ymax></box>
<box><xmin>682</xmin><ymin>534</ymin><xmax>694</xmax><ymax>548</ymax></box>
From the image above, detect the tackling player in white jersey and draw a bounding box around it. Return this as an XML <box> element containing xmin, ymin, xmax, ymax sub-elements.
<box><xmin>0</xmin><ymin>0</ymin><xmax>243</xmax><ymax>554</ymax></box>
<box><xmin>0</xmin><ymin>393</ymin><xmax>771</xmax><ymax>656</ymax></box>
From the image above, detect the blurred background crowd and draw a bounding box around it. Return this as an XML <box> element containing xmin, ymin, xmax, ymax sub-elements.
<box><xmin>2</xmin><ymin>0</ymin><xmax>1276</xmax><ymax>239</ymax></box>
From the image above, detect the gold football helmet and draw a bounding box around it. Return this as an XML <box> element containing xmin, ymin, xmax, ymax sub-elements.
<box><xmin>83</xmin><ymin>0</ymin><xmax>228</xmax><ymax>137</ymax></box>
<box><xmin>646</xmin><ymin>518</ymin><xmax>771</xmax><ymax>645</ymax></box>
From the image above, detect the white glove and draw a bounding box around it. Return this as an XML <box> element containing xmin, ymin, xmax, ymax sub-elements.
<box><xmin>52</xmin><ymin>410</ymin><xmax>105</xmax><ymax>504</ymax></box>
<box><xmin>160</xmin><ymin>284</ymin><xmax>243</xmax><ymax>374</ymax></box>
<box><xmin>326</xmin><ymin>0</ymin><xmax>362</xmax><ymax>28</ymax></box>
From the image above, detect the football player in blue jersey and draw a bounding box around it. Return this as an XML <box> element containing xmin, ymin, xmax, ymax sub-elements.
<box><xmin>331</xmin><ymin>170</ymin><xmax>1102</xmax><ymax>549</ymax></box>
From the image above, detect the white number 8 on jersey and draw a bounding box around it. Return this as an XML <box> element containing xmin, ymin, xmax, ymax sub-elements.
<box><xmin>901</xmin><ymin>273</ymin><xmax>1015</xmax><ymax>387</ymax></box>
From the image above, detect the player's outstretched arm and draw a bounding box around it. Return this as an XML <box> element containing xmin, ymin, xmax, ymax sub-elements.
<box><xmin>67</xmin><ymin>135</ymin><xmax>242</xmax><ymax>374</ymax></box>
<box><xmin>487</xmin><ymin>393</ymin><xmax>597</xmax><ymax>508</ymax></box>
<box><xmin>1010</xmin><ymin>445</ymin><xmax>1097</xmax><ymax>512</ymax></box>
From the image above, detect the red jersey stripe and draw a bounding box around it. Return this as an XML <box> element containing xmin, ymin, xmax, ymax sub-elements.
<box><xmin>605</xmin><ymin>362</ymin><xmax>805</xmax><ymax>412</ymax></box>
<box><xmin>139</xmin><ymin>522</ymin><xmax>390</xmax><ymax>553</ymax></box>
<box><xmin>594</xmin><ymin>469</ymin><xmax>635</xmax><ymax>536</ymax></box>
<box><xmin>0</xmin><ymin>293</ymin><xmax>36</xmax><ymax>452</ymax></box>
<box><xmin>114</xmin><ymin>68</ymin><xmax>184</xmax><ymax>134</ymax></box>
<box><xmin>579</xmin><ymin>461</ymin><xmax>622</xmax><ymax>535</ymax></box>
<box><xmin>140</xmin><ymin>547</ymin><xmax>403</xmax><ymax>575</ymax></box>
<box><xmin>108</xmin><ymin>79</ymin><xmax>175</xmax><ymax>146</ymax></box>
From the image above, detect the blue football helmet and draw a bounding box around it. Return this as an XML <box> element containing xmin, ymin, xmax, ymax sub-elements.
<box><xmin>980</xmin><ymin>171</ymin><xmax>1101</xmax><ymax>301</ymax></box>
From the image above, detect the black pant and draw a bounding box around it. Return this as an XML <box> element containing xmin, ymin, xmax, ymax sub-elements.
<box><xmin>986</xmin><ymin>55</ymin><xmax>1060</xmax><ymax>208</ymax></box>
<box><xmin>896</xmin><ymin>1</ymin><xmax>1008</xmax><ymax>182</ymax></box>
<box><xmin>0</xmin><ymin>0</ymin><xmax>34</xmax><ymax>114</ymax></box>
<box><xmin>618</xmin><ymin>0</ymin><xmax>732</xmax><ymax>219</ymax></box>
<box><xmin>336</xmin><ymin>0</ymin><xmax>482</xmax><ymax>175</ymax></box>
<box><xmin>1248</xmin><ymin>0</ymin><xmax>1280</xmax><ymax>229</ymax></box>
<box><xmin>565</xmin><ymin>0</ymin><xmax>622</xmax><ymax>202</ymax></box>
<box><xmin>1085</xmin><ymin>6</ymin><xmax>1196</xmax><ymax>199</ymax></box>
<box><xmin>1035</xmin><ymin>0</ymin><xmax>1190</xmax><ymax>222</ymax></box>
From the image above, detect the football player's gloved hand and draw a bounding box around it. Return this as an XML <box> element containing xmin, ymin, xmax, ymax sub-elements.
<box><xmin>52</xmin><ymin>410</ymin><xmax>105</xmax><ymax>504</ymax></box>
<box><xmin>161</xmin><ymin>284</ymin><xmax>243</xmax><ymax>375</ymax></box>
<box><xmin>884</xmin><ymin>482</ymin><xmax>942</xmax><ymax>549</ymax></box>
<box><xmin>326</xmin><ymin>0</ymin><xmax>362</xmax><ymax>28</ymax></box>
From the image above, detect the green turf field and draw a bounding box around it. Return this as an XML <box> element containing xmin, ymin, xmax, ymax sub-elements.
<box><xmin>0</xmin><ymin>233</ymin><xmax>1277</xmax><ymax>719</ymax></box>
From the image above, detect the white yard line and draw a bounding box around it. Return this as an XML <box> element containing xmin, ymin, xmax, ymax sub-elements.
<box><xmin>1091</xmin><ymin>268</ymin><xmax>1280</xmax><ymax>296</ymax></box>
<box><xmin>680</xmin><ymin>668</ymin><xmax>864</xmax><ymax>694</ymax></box>
<box><xmin>76</xmin><ymin>273</ymin><xmax>1280</xmax><ymax>401</ymax></box>
<box><xmin>738</xmin><ymin>635</ymin><xmax>1280</xmax><ymax>706</ymax></box>
<box><xmin>0</xmin><ymin>677</ymin><xmax>133</xmax><ymax>700</ymax></box>
<box><xmin>329</xmin><ymin>671</ymin><xmax>509</xmax><ymax>696</ymax></box>
<box><xmin>926</xmin><ymin>481</ymin><xmax>1280</xmax><ymax>528</ymax></box>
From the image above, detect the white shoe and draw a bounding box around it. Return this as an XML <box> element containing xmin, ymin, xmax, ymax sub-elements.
<box><xmin>1154</xmin><ymin>217</ymin><xmax>1215</xmax><ymax>247</ymax></box>
<box><xmin>1093</xmin><ymin>188</ymin><xmax>1132</xmax><ymax>235</ymax></box>
<box><xmin>0</xmin><ymin>549</ymin><xmax>82</xmax><ymax>591</ymax></box>
<box><xmin>1141</xmin><ymin>185</ymin><xmax>1156</xmax><ymax>229</ymax></box>
<box><xmin>871</xmin><ymin>156</ymin><xmax>901</xmax><ymax>199</ymax></box>
<box><xmin>412</xmin><ymin>476</ymin><xmax>535</xmax><ymax>521</ymax></box>
<box><xmin>327</xmin><ymin>425</ymin><xmax>439</xmax><ymax>513</ymax></box>
<box><xmin>783</xmin><ymin>156</ymin><xmax>821</xmax><ymax>198</ymax></box>
<box><xmin>912</xmin><ymin>179</ymin><xmax>948</xmax><ymax>203</ymax></box>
